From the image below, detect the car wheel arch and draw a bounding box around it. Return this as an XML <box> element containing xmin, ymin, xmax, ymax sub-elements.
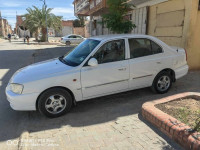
<box><xmin>154</xmin><ymin>68</ymin><xmax>176</xmax><ymax>83</ymax></box>
<box><xmin>36</xmin><ymin>86</ymin><xmax>76</xmax><ymax>111</ymax></box>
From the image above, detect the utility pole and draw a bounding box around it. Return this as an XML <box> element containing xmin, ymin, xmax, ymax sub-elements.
<box><xmin>40</xmin><ymin>0</ymin><xmax>48</xmax><ymax>42</ymax></box>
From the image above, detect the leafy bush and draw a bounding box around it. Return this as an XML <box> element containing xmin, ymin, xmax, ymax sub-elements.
<box><xmin>102</xmin><ymin>0</ymin><xmax>136</xmax><ymax>34</ymax></box>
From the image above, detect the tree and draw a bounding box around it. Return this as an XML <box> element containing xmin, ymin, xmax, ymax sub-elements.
<box><xmin>73</xmin><ymin>16</ymin><xmax>85</xmax><ymax>27</ymax></box>
<box><xmin>24</xmin><ymin>6</ymin><xmax>62</xmax><ymax>42</ymax></box>
<box><xmin>102</xmin><ymin>0</ymin><xmax>135</xmax><ymax>34</ymax></box>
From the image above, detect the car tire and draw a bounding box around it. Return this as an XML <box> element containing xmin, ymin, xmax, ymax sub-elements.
<box><xmin>66</xmin><ymin>41</ymin><xmax>71</xmax><ymax>46</ymax></box>
<box><xmin>151</xmin><ymin>71</ymin><xmax>172</xmax><ymax>94</ymax></box>
<box><xmin>38</xmin><ymin>88</ymin><xmax>73</xmax><ymax>118</ymax></box>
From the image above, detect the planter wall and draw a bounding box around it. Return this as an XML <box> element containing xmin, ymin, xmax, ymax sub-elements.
<box><xmin>142</xmin><ymin>92</ymin><xmax>200</xmax><ymax>150</ymax></box>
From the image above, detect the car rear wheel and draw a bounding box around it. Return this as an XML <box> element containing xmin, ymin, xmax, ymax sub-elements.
<box><xmin>66</xmin><ymin>41</ymin><xmax>71</xmax><ymax>46</ymax></box>
<box><xmin>38</xmin><ymin>88</ymin><xmax>72</xmax><ymax>118</ymax></box>
<box><xmin>151</xmin><ymin>71</ymin><xmax>172</xmax><ymax>94</ymax></box>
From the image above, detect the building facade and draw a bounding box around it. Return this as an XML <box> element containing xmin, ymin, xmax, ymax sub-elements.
<box><xmin>0</xmin><ymin>12</ymin><xmax>12</xmax><ymax>37</ymax></box>
<box><xmin>16</xmin><ymin>16</ymin><xmax>30</xmax><ymax>38</ymax></box>
<box><xmin>61</xmin><ymin>20</ymin><xmax>74</xmax><ymax>36</ymax></box>
<box><xmin>50</xmin><ymin>20</ymin><xmax>74</xmax><ymax>37</ymax></box>
<box><xmin>73</xmin><ymin>0</ymin><xmax>200</xmax><ymax>69</ymax></box>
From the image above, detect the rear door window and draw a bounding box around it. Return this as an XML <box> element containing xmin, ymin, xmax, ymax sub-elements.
<box><xmin>128</xmin><ymin>38</ymin><xmax>163</xmax><ymax>59</ymax></box>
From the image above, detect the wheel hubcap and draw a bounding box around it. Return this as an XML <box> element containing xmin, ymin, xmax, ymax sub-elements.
<box><xmin>157</xmin><ymin>76</ymin><xmax>170</xmax><ymax>92</ymax></box>
<box><xmin>45</xmin><ymin>95</ymin><xmax>67</xmax><ymax>114</ymax></box>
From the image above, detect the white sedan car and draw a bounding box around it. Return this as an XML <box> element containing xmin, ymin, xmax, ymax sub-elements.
<box><xmin>6</xmin><ymin>34</ymin><xmax>188</xmax><ymax>118</ymax></box>
<box><xmin>11</xmin><ymin>34</ymin><xmax>19</xmax><ymax>40</ymax></box>
<box><xmin>61</xmin><ymin>34</ymin><xmax>85</xmax><ymax>45</ymax></box>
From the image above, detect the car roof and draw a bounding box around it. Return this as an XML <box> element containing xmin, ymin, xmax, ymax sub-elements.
<box><xmin>67</xmin><ymin>34</ymin><xmax>81</xmax><ymax>37</ymax></box>
<box><xmin>88</xmin><ymin>34</ymin><xmax>156</xmax><ymax>41</ymax></box>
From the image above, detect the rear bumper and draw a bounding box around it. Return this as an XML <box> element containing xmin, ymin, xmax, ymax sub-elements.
<box><xmin>175</xmin><ymin>65</ymin><xmax>189</xmax><ymax>80</ymax></box>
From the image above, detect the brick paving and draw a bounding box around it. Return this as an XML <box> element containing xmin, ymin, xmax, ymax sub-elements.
<box><xmin>20</xmin><ymin>114</ymin><xmax>182</xmax><ymax>150</ymax></box>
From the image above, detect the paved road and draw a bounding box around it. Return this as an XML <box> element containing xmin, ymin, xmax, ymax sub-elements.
<box><xmin>0</xmin><ymin>39</ymin><xmax>199</xmax><ymax>150</ymax></box>
<box><xmin>0</xmin><ymin>39</ymin><xmax>72</xmax><ymax>150</ymax></box>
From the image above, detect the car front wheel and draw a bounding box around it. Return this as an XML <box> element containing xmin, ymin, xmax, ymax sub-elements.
<box><xmin>152</xmin><ymin>71</ymin><xmax>172</xmax><ymax>94</ymax></box>
<box><xmin>38</xmin><ymin>88</ymin><xmax>72</xmax><ymax>118</ymax></box>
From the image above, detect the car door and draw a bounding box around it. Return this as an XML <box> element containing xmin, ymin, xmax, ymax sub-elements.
<box><xmin>81</xmin><ymin>39</ymin><xmax>129</xmax><ymax>99</ymax></box>
<box><xmin>128</xmin><ymin>38</ymin><xmax>166</xmax><ymax>89</ymax></box>
<box><xmin>68</xmin><ymin>35</ymin><xmax>76</xmax><ymax>44</ymax></box>
<box><xmin>76</xmin><ymin>36</ymin><xmax>83</xmax><ymax>44</ymax></box>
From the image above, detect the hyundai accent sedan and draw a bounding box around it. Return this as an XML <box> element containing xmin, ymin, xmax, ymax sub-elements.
<box><xmin>61</xmin><ymin>34</ymin><xmax>85</xmax><ymax>45</ymax></box>
<box><xmin>6</xmin><ymin>34</ymin><xmax>188</xmax><ymax>117</ymax></box>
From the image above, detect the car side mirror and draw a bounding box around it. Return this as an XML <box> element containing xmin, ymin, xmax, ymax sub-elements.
<box><xmin>88</xmin><ymin>58</ymin><xmax>98</xmax><ymax>67</ymax></box>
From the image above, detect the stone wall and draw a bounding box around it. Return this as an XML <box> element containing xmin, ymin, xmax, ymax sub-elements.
<box><xmin>73</xmin><ymin>27</ymin><xmax>85</xmax><ymax>37</ymax></box>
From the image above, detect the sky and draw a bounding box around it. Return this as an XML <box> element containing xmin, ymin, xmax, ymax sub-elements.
<box><xmin>0</xmin><ymin>0</ymin><xmax>76</xmax><ymax>29</ymax></box>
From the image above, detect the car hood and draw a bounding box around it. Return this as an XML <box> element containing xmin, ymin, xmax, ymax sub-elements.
<box><xmin>10</xmin><ymin>58</ymin><xmax>74</xmax><ymax>84</ymax></box>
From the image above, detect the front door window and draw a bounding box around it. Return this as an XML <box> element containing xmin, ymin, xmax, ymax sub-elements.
<box><xmin>93</xmin><ymin>39</ymin><xmax>125</xmax><ymax>64</ymax></box>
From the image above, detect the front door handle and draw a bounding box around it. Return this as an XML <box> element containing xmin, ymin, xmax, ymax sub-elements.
<box><xmin>156</xmin><ymin>62</ymin><xmax>161</xmax><ymax>64</ymax></box>
<box><xmin>118</xmin><ymin>68</ymin><xmax>127</xmax><ymax>71</ymax></box>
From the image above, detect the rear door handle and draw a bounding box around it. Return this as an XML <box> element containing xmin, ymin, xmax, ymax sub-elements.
<box><xmin>118</xmin><ymin>68</ymin><xmax>127</xmax><ymax>71</ymax></box>
<box><xmin>156</xmin><ymin>62</ymin><xmax>161</xmax><ymax>64</ymax></box>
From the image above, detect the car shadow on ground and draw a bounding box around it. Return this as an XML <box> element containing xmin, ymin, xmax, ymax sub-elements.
<box><xmin>0</xmin><ymin>47</ymin><xmax>199</xmax><ymax>147</ymax></box>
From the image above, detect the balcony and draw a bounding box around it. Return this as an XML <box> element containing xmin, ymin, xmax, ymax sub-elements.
<box><xmin>89</xmin><ymin>0</ymin><xmax>106</xmax><ymax>16</ymax></box>
<box><xmin>75</xmin><ymin>0</ymin><xmax>90</xmax><ymax>15</ymax></box>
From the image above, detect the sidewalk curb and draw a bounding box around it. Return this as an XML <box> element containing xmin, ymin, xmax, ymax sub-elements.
<box><xmin>18</xmin><ymin>131</ymin><xmax>29</xmax><ymax>150</ymax></box>
<box><xmin>142</xmin><ymin>92</ymin><xmax>200</xmax><ymax>150</ymax></box>
<box><xmin>0</xmin><ymin>39</ymin><xmax>5</xmax><ymax>43</ymax></box>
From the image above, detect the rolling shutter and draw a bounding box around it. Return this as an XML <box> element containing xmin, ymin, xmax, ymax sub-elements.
<box><xmin>131</xmin><ymin>7</ymin><xmax>148</xmax><ymax>34</ymax></box>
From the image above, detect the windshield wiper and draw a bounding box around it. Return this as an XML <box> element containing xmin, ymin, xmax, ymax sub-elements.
<box><xmin>59</xmin><ymin>56</ymin><xmax>67</xmax><ymax>65</ymax></box>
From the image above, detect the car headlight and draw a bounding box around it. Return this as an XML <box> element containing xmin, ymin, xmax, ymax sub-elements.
<box><xmin>10</xmin><ymin>83</ymin><xmax>24</xmax><ymax>94</ymax></box>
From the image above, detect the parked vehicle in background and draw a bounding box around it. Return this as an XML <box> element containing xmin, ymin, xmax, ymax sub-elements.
<box><xmin>6</xmin><ymin>34</ymin><xmax>188</xmax><ymax>118</ymax></box>
<box><xmin>61</xmin><ymin>34</ymin><xmax>85</xmax><ymax>45</ymax></box>
<box><xmin>11</xmin><ymin>34</ymin><xmax>19</xmax><ymax>40</ymax></box>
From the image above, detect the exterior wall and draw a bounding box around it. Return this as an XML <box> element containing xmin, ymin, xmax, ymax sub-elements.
<box><xmin>61</xmin><ymin>20</ymin><xmax>73</xmax><ymax>36</ymax></box>
<box><xmin>16</xmin><ymin>16</ymin><xmax>30</xmax><ymax>38</ymax></box>
<box><xmin>147</xmin><ymin>0</ymin><xmax>187</xmax><ymax>47</ymax></box>
<box><xmin>50</xmin><ymin>20</ymin><xmax>74</xmax><ymax>37</ymax></box>
<box><xmin>85</xmin><ymin>20</ymin><xmax>90</xmax><ymax>38</ymax></box>
<box><xmin>0</xmin><ymin>19</ymin><xmax>12</xmax><ymax>37</ymax></box>
<box><xmin>147</xmin><ymin>0</ymin><xmax>200</xmax><ymax>70</ymax></box>
<box><xmin>73</xmin><ymin>27</ymin><xmax>85</xmax><ymax>37</ymax></box>
<box><xmin>187</xmin><ymin>0</ymin><xmax>200</xmax><ymax>70</ymax></box>
<box><xmin>62</xmin><ymin>26</ymin><xmax>73</xmax><ymax>36</ymax></box>
<box><xmin>18</xmin><ymin>28</ymin><xmax>30</xmax><ymax>38</ymax></box>
<box><xmin>0</xmin><ymin>19</ymin><xmax>5</xmax><ymax>37</ymax></box>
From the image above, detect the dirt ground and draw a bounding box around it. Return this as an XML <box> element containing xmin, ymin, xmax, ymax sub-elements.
<box><xmin>156</xmin><ymin>97</ymin><xmax>200</xmax><ymax>131</ymax></box>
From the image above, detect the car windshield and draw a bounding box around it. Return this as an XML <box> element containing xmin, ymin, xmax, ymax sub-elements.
<box><xmin>62</xmin><ymin>39</ymin><xmax>100</xmax><ymax>66</ymax></box>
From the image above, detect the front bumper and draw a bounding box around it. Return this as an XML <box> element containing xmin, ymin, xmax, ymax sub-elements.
<box><xmin>5</xmin><ymin>87</ymin><xmax>39</xmax><ymax>111</ymax></box>
<box><xmin>60</xmin><ymin>40</ymin><xmax>66</xmax><ymax>44</ymax></box>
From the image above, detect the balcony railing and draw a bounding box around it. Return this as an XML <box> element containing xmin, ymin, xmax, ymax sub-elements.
<box><xmin>90</xmin><ymin>0</ymin><xmax>103</xmax><ymax>10</ymax></box>
<box><xmin>75</xmin><ymin>0</ymin><xmax>89</xmax><ymax>13</ymax></box>
<box><xmin>96</xmin><ymin>0</ymin><xmax>102</xmax><ymax>5</ymax></box>
<box><xmin>90</xmin><ymin>0</ymin><xmax>95</xmax><ymax>9</ymax></box>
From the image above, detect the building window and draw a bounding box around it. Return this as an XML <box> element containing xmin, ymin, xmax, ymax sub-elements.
<box><xmin>129</xmin><ymin>14</ymin><xmax>132</xmax><ymax>21</ymax></box>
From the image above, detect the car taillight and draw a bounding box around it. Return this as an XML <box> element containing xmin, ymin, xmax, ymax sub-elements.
<box><xmin>184</xmin><ymin>49</ymin><xmax>187</xmax><ymax>61</ymax></box>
